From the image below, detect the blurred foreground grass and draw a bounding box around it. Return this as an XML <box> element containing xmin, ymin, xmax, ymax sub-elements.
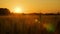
<box><xmin>0</xmin><ymin>14</ymin><xmax>60</xmax><ymax>34</ymax></box>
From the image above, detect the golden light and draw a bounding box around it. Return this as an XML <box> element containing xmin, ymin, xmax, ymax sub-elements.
<box><xmin>13</xmin><ymin>7</ymin><xmax>23</xmax><ymax>13</ymax></box>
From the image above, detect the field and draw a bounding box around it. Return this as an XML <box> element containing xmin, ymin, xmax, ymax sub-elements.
<box><xmin>0</xmin><ymin>14</ymin><xmax>60</xmax><ymax>34</ymax></box>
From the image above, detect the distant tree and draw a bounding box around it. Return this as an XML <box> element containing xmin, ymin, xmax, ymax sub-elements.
<box><xmin>0</xmin><ymin>8</ymin><xmax>10</xmax><ymax>15</ymax></box>
<box><xmin>57</xmin><ymin>12</ymin><xmax>60</xmax><ymax>15</ymax></box>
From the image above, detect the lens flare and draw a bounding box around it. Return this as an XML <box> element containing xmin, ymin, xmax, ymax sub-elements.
<box><xmin>43</xmin><ymin>23</ymin><xmax>55</xmax><ymax>32</ymax></box>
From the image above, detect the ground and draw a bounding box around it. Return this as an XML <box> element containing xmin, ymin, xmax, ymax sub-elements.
<box><xmin>0</xmin><ymin>14</ymin><xmax>60</xmax><ymax>34</ymax></box>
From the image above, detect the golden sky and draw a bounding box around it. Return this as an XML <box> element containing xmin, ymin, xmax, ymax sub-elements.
<box><xmin>0</xmin><ymin>0</ymin><xmax>60</xmax><ymax>13</ymax></box>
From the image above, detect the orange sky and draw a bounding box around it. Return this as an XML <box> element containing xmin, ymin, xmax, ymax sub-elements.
<box><xmin>0</xmin><ymin>0</ymin><xmax>60</xmax><ymax>13</ymax></box>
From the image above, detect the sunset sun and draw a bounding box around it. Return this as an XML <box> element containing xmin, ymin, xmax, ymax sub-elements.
<box><xmin>13</xmin><ymin>7</ymin><xmax>23</xmax><ymax>13</ymax></box>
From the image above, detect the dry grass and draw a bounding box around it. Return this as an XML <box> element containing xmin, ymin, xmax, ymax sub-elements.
<box><xmin>0</xmin><ymin>14</ymin><xmax>60</xmax><ymax>34</ymax></box>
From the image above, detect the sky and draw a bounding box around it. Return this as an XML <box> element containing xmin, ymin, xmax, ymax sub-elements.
<box><xmin>0</xmin><ymin>0</ymin><xmax>60</xmax><ymax>13</ymax></box>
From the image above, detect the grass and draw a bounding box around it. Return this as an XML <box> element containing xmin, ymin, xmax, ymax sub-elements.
<box><xmin>0</xmin><ymin>14</ymin><xmax>60</xmax><ymax>34</ymax></box>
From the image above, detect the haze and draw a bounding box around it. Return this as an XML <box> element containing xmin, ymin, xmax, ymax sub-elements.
<box><xmin>0</xmin><ymin>0</ymin><xmax>60</xmax><ymax>13</ymax></box>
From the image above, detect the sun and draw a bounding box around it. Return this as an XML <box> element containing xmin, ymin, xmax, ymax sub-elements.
<box><xmin>13</xmin><ymin>7</ymin><xmax>23</xmax><ymax>13</ymax></box>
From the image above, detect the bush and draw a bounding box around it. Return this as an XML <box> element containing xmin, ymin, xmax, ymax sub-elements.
<box><xmin>0</xmin><ymin>8</ymin><xmax>10</xmax><ymax>16</ymax></box>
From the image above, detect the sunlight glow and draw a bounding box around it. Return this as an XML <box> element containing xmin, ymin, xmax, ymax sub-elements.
<box><xmin>13</xmin><ymin>7</ymin><xmax>23</xmax><ymax>13</ymax></box>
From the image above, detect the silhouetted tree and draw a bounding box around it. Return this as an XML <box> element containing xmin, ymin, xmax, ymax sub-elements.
<box><xmin>0</xmin><ymin>8</ymin><xmax>10</xmax><ymax>15</ymax></box>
